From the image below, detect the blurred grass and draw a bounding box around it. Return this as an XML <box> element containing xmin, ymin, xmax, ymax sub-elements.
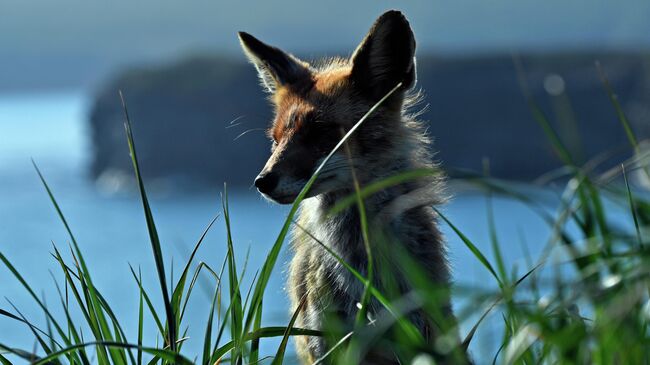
<box><xmin>0</xmin><ymin>64</ymin><xmax>649</xmax><ymax>365</ymax></box>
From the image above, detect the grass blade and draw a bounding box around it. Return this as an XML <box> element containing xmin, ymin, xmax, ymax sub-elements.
<box><xmin>120</xmin><ymin>91</ymin><xmax>177</xmax><ymax>352</ymax></box>
<box><xmin>595</xmin><ymin>61</ymin><xmax>639</xmax><ymax>151</ymax></box>
<box><xmin>461</xmin><ymin>260</ymin><xmax>544</xmax><ymax>349</ymax></box>
<box><xmin>484</xmin><ymin>160</ymin><xmax>508</xmax><ymax>284</ymax></box>
<box><xmin>138</xmin><ymin>268</ymin><xmax>144</xmax><ymax>365</ymax></box>
<box><xmin>513</xmin><ymin>56</ymin><xmax>575</xmax><ymax>166</ymax></box>
<box><xmin>33</xmin><ymin>163</ymin><xmax>121</xmax><ymax>363</ymax></box>
<box><xmin>622</xmin><ymin>164</ymin><xmax>643</xmax><ymax>247</ymax></box>
<box><xmin>202</xmin><ymin>285</ymin><xmax>220</xmax><ymax>365</ymax></box>
<box><xmin>292</xmin><ymin>222</ymin><xmax>424</xmax><ymax>345</ymax></box>
<box><xmin>0</xmin><ymin>342</ymin><xmax>40</xmax><ymax>363</ymax></box>
<box><xmin>209</xmin><ymin>327</ymin><xmax>322</xmax><ymax>364</ymax></box>
<box><xmin>327</xmin><ymin>168</ymin><xmax>440</xmax><ymax>217</ymax></box>
<box><xmin>248</xmin><ymin>299</ymin><xmax>263</xmax><ymax>365</ymax></box>
<box><xmin>221</xmin><ymin>185</ymin><xmax>244</xmax><ymax>363</ymax></box>
<box><xmin>0</xmin><ymin>252</ymin><xmax>78</xmax><ymax>358</ymax></box>
<box><xmin>171</xmin><ymin>214</ymin><xmax>219</xmax><ymax>332</ymax></box>
<box><xmin>271</xmin><ymin>295</ymin><xmax>308</xmax><ymax>365</ymax></box>
<box><xmin>0</xmin><ymin>353</ymin><xmax>12</xmax><ymax>365</ymax></box>
<box><xmin>433</xmin><ymin>207</ymin><xmax>503</xmax><ymax>287</ymax></box>
<box><xmin>1</xmin><ymin>304</ymin><xmax>60</xmax><ymax>364</ymax></box>
<box><xmin>128</xmin><ymin>265</ymin><xmax>166</xmax><ymax>337</ymax></box>
<box><xmin>31</xmin><ymin>342</ymin><xmax>194</xmax><ymax>365</ymax></box>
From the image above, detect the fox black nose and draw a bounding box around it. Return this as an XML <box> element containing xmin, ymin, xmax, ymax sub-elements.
<box><xmin>254</xmin><ymin>172</ymin><xmax>278</xmax><ymax>194</ymax></box>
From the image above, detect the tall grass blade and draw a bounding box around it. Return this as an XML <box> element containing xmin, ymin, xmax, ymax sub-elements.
<box><xmin>622</xmin><ymin>164</ymin><xmax>643</xmax><ymax>247</ymax></box>
<box><xmin>248</xmin><ymin>299</ymin><xmax>263</xmax><ymax>364</ymax></box>
<box><xmin>0</xmin><ymin>252</ymin><xmax>77</xmax><ymax>357</ymax></box>
<box><xmin>433</xmin><ymin>207</ymin><xmax>503</xmax><ymax>287</ymax></box>
<box><xmin>68</xmin><ymin>246</ymin><xmax>122</xmax><ymax>364</ymax></box>
<box><xmin>58</xmin><ymin>248</ymin><xmax>136</xmax><ymax>364</ymax></box>
<box><xmin>513</xmin><ymin>56</ymin><xmax>574</xmax><ymax>166</ymax></box>
<box><xmin>202</xmin><ymin>285</ymin><xmax>220</xmax><ymax>365</ymax></box>
<box><xmin>138</xmin><ymin>268</ymin><xmax>144</xmax><ymax>365</ymax></box>
<box><xmin>120</xmin><ymin>91</ymin><xmax>177</xmax><ymax>351</ymax></box>
<box><xmin>311</xmin><ymin>331</ymin><xmax>354</xmax><ymax>365</ymax></box>
<box><xmin>31</xmin><ymin>342</ymin><xmax>194</xmax><ymax>365</ymax></box>
<box><xmin>327</xmin><ymin>168</ymin><xmax>439</xmax><ymax>216</ymax></box>
<box><xmin>595</xmin><ymin>61</ymin><xmax>639</xmax><ymax>151</ymax></box>
<box><xmin>343</xmin><ymin>140</ymin><xmax>374</xmax><ymax>328</ymax></box>
<box><xmin>487</xmin><ymin>193</ymin><xmax>507</xmax><ymax>285</ymax></box>
<box><xmin>42</xmin><ymin>293</ymin><xmax>56</xmax><ymax>358</ymax></box>
<box><xmin>0</xmin><ymin>353</ymin><xmax>11</xmax><ymax>365</ymax></box>
<box><xmin>484</xmin><ymin>160</ymin><xmax>507</xmax><ymax>284</ymax></box>
<box><xmin>271</xmin><ymin>295</ymin><xmax>308</xmax><ymax>365</ymax></box>
<box><xmin>179</xmin><ymin>261</ymin><xmax>221</xmax><ymax>322</ymax></box>
<box><xmin>221</xmin><ymin>185</ymin><xmax>244</xmax><ymax>363</ymax></box>
<box><xmin>50</xmin><ymin>248</ymin><xmax>92</xmax><ymax>364</ymax></box>
<box><xmin>1</xmin><ymin>305</ymin><xmax>64</xmax><ymax>364</ymax></box>
<box><xmin>128</xmin><ymin>265</ymin><xmax>166</xmax><ymax>337</ymax></box>
<box><xmin>461</xmin><ymin>260</ymin><xmax>543</xmax><ymax>349</ymax></box>
<box><xmin>209</xmin><ymin>327</ymin><xmax>322</xmax><ymax>364</ymax></box>
<box><xmin>5</xmin><ymin>300</ymin><xmax>60</xmax><ymax>364</ymax></box>
<box><xmin>171</xmin><ymin>214</ymin><xmax>220</xmax><ymax>330</ymax></box>
<box><xmin>33</xmin><ymin>163</ymin><xmax>120</xmax><ymax>363</ymax></box>
<box><xmin>0</xmin><ymin>343</ymin><xmax>40</xmax><ymax>363</ymax></box>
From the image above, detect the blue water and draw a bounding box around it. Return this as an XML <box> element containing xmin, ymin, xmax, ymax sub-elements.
<box><xmin>0</xmin><ymin>92</ymin><xmax>618</xmax><ymax>363</ymax></box>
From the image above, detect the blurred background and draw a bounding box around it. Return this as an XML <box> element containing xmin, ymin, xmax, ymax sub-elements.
<box><xmin>1</xmin><ymin>0</ymin><xmax>649</xmax><ymax>362</ymax></box>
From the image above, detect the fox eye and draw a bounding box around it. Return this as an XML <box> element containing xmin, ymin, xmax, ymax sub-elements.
<box><xmin>272</xmin><ymin>140</ymin><xmax>278</xmax><ymax>148</ymax></box>
<box><xmin>311</xmin><ymin>121</ymin><xmax>332</xmax><ymax>134</ymax></box>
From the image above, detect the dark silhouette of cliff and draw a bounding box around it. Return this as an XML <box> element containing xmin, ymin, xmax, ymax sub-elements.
<box><xmin>89</xmin><ymin>52</ymin><xmax>650</xmax><ymax>188</ymax></box>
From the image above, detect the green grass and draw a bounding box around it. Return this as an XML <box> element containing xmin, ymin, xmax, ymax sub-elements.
<box><xmin>1</xmin><ymin>65</ymin><xmax>649</xmax><ymax>364</ymax></box>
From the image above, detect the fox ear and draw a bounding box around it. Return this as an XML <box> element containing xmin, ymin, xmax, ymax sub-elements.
<box><xmin>238</xmin><ymin>32</ymin><xmax>311</xmax><ymax>93</ymax></box>
<box><xmin>350</xmin><ymin>10</ymin><xmax>417</xmax><ymax>101</ymax></box>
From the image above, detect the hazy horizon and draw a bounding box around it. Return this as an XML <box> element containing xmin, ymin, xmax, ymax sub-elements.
<box><xmin>3</xmin><ymin>0</ymin><xmax>650</xmax><ymax>94</ymax></box>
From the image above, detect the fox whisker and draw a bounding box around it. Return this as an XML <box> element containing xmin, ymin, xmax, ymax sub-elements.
<box><xmin>233</xmin><ymin>128</ymin><xmax>266</xmax><ymax>141</ymax></box>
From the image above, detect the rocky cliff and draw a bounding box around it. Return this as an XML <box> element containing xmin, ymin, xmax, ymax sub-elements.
<box><xmin>88</xmin><ymin>52</ymin><xmax>650</xmax><ymax>189</ymax></box>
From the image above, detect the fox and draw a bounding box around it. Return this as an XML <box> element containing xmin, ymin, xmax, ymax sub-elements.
<box><xmin>238</xmin><ymin>10</ymin><xmax>466</xmax><ymax>365</ymax></box>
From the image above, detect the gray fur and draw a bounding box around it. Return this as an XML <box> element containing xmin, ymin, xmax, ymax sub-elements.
<box><xmin>289</xmin><ymin>107</ymin><xmax>459</xmax><ymax>363</ymax></box>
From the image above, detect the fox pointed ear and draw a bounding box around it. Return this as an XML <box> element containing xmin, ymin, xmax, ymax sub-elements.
<box><xmin>350</xmin><ymin>10</ymin><xmax>417</xmax><ymax>101</ymax></box>
<box><xmin>238</xmin><ymin>32</ymin><xmax>311</xmax><ymax>93</ymax></box>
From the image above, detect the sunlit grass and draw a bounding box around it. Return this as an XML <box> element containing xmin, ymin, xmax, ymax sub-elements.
<box><xmin>1</xmin><ymin>64</ymin><xmax>649</xmax><ymax>364</ymax></box>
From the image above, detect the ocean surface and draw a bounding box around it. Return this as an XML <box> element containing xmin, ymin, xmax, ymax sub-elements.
<box><xmin>0</xmin><ymin>92</ymin><xmax>626</xmax><ymax>363</ymax></box>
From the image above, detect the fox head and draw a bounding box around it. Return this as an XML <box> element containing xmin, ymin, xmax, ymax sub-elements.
<box><xmin>239</xmin><ymin>10</ymin><xmax>417</xmax><ymax>204</ymax></box>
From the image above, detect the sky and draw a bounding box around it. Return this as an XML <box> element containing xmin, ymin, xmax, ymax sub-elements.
<box><xmin>2</xmin><ymin>0</ymin><xmax>650</xmax><ymax>93</ymax></box>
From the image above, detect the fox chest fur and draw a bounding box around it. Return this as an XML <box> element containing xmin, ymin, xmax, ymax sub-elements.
<box><xmin>288</xmin><ymin>178</ymin><xmax>452</xmax><ymax>363</ymax></box>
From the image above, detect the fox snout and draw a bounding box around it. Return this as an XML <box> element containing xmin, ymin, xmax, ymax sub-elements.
<box><xmin>253</xmin><ymin>149</ymin><xmax>313</xmax><ymax>204</ymax></box>
<box><xmin>253</xmin><ymin>168</ymin><xmax>303</xmax><ymax>204</ymax></box>
<box><xmin>253</xmin><ymin>172</ymin><xmax>278</xmax><ymax>196</ymax></box>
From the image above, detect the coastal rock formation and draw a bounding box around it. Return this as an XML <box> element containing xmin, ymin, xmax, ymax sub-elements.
<box><xmin>88</xmin><ymin>53</ymin><xmax>650</xmax><ymax>189</ymax></box>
